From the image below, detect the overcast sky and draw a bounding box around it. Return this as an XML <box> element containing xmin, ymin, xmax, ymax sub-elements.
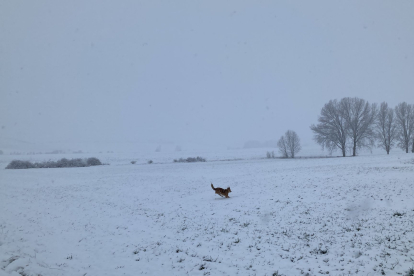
<box><xmin>1</xmin><ymin>1</ymin><xmax>414</xmax><ymax>149</ymax></box>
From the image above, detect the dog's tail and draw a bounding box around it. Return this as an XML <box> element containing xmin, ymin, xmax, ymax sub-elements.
<box><xmin>211</xmin><ymin>183</ymin><xmax>216</xmax><ymax>190</ymax></box>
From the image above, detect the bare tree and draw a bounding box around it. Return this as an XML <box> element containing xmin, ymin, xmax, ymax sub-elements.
<box><xmin>375</xmin><ymin>102</ymin><xmax>396</xmax><ymax>154</ymax></box>
<box><xmin>310</xmin><ymin>100</ymin><xmax>348</xmax><ymax>157</ymax></box>
<box><xmin>394</xmin><ymin>102</ymin><xmax>414</xmax><ymax>153</ymax></box>
<box><xmin>340</xmin><ymin>97</ymin><xmax>377</xmax><ymax>156</ymax></box>
<box><xmin>285</xmin><ymin>130</ymin><xmax>301</xmax><ymax>158</ymax></box>
<box><xmin>277</xmin><ymin>136</ymin><xmax>289</xmax><ymax>158</ymax></box>
<box><xmin>277</xmin><ymin>130</ymin><xmax>301</xmax><ymax>158</ymax></box>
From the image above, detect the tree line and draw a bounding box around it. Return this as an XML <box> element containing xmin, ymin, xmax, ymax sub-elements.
<box><xmin>311</xmin><ymin>98</ymin><xmax>414</xmax><ymax>156</ymax></box>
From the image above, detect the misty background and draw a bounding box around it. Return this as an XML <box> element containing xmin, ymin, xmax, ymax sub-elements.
<box><xmin>1</xmin><ymin>1</ymin><xmax>413</xmax><ymax>153</ymax></box>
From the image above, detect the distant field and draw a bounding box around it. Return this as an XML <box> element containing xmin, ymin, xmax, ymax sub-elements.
<box><xmin>1</xmin><ymin>150</ymin><xmax>414</xmax><ymax>275</ymax></box>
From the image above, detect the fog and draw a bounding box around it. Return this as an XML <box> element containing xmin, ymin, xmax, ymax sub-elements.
<box><xmin>1</xmin><ymin>1</ymin><xmax>414</xmax><ymax>151</ymax></box>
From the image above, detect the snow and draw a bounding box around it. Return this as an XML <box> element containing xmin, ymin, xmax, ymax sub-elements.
<box><xmin>1</xmin><ymin>149</ymin><xmax>414</xmax><ymax>275</ymax></box>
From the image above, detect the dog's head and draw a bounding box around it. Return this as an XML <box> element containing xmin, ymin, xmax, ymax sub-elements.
<box><xmin>227</xmin><ymin>187</ymin><xmax>232</xmax><ymax>193</ymax></box>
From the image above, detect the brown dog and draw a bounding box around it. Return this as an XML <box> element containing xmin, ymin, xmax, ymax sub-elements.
<box><xmin>211</xmin><ymin>183</ymin><xmax>231</xmax><ymax>198</ymax></box>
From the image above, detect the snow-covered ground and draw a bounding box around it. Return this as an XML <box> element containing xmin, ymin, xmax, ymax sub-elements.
<box><xmin>1</xmin><ymin>149</ymin><xmax>414</xmax><ymax>275</ymax></box>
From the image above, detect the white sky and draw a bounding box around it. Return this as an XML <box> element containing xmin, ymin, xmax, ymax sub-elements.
<box><xmin>1</xmin><ymin>1</ymin><xmax>413</xmax><ymax>148</ymax></box>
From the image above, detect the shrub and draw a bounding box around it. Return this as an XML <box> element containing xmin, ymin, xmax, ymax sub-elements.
<box><xmin>5</xmin><ymin>157</ymin><xmax>103</xmax><ymax>169</ymax></box>
<box><xmin>86</xmin><ymin>157</ymin><xmax>102</xmax><ymax>166</ymax></box>
<box><xmin>56</xmin><ymin>158</ymin><xmax>86</xmax><ymax>168</ymax></box>
<box><xmin>148</xmin><ymin>160</ymin><xmax>153</xmax><ymax>164</ymax></box>
<box><xmin>56</xmin><ymin>158</ymin><xmax>71</xmax><ymax>168</ymax></box>
<box><xmin>173</xmin><ymin>156</ymin><xmax>206</xmax><ymax>163</ymax></box>
<box><xmin>393</xmin><ymin>212</ymin><xmax>404</xmax><ymax>217</ymax></box>
<box><xmin>406</xmin><ymin>267</ymin><xmax>414</xmax><ymax>276</ymax></box>
<box><xmin>131</xmin><ymin>161</ymin><xmax>137</xmax><ymax>164</ymax></box>
<box><xmin>6</xmin><ymin>160</ymin><xmax>35</xmax><ymax>169</ymax></box>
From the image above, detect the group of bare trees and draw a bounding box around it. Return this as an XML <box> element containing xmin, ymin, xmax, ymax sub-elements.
<box><xmin>311</xmin><ymin>97</ymin><xmax>414</xmax><ymax>156</ymax></box>
<box><xmin>277</xmin><ymin>130</ymin><xmax>301</xmax><ymax>158</ymax></box>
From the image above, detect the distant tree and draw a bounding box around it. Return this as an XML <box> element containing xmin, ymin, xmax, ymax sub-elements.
<box><xmin>0</xmin><ymin>150</ymin><xmax>3</xmax><ymax>155</ymax></box>
<box><xmin>340</xmin><ymin>97</ymin><xmax>377</xmax><ymax>156</ymax></box>
<box><xmin>285</xmin><ymin>130</ymin><xmax>301</xmax><ymax>158</ymax></box>
<box><xmin>277</xmin><ymin>136</ymin><xmax>289</xmax><ymax>158</ymax></box>
<box><xmin>394</xmin><ymin>102</ymin><xmax>414</xmax><ymax>153</ymax></box>
<box><xmin>277</xmin><ymin>130</ymin><xmax>301</xmax><ymax>158</ymax></box>
<box><xmin>310</xmin><ymin>100</ymin><xmax>348</xmax><ymax>157</ymax></box>
<box><xmin>375</xmin><ymin>102</ymin><xmax>396</xmax><ymax>154</ymax></box>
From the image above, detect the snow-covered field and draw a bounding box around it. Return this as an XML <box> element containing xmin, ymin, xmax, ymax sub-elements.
<box><xmin>1</xmin><ymin>150</ymin><xmax>414</xmax><ymax>275</ymax></box>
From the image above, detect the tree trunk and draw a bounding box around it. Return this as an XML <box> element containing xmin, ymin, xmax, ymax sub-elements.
<box><xmin>353</xmin><ymin>141</ymin><xmax>356</xmax><ymax>156</ymax></box>
<box><xmin>342</xmin><ymin>147</ymin><xmax>346</xmax><ymax>157</ymax></box>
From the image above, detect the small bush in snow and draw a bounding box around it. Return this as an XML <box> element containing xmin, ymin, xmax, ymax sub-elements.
<box><xmin>53</xmin><ymin>158</ymin><xmax>87</xmax><ymax>168</ymax></box>
<box><xmin>131</xmin><ymin>161</ymin><xmax>137</xmax><ymax>164</ymax></box>
<box><xmin>5</xmin><ymin>160</ymin><xmax>35</xmax><ymax>169</ymax></box>
<box><xmin>266</xmin><ymin>151</ymin><xmax>275</xmax><ymax>158</ymax></box>
<box><xmin>406</xmin><ymin>267</ymin><xmax>414</xmax><ymax>276</ymax></box>
<box><xmin>5</xmin><ymin>157</ymin><xmax>103</xmax><ymax>169</ymax></box>
<box><xmin>148</xmin><ymin>160</ymin><xmax>153</xmax><ymax>164</ymax></box>
<box><xmin>173</xmin><ymin>156</ymin><xmax>206</xmax><ymax>163</ymax></box>
<box><xmin>86</xmin><ymin>157</ymin><xmax>102</xmax><ymax>166</ymax></box>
